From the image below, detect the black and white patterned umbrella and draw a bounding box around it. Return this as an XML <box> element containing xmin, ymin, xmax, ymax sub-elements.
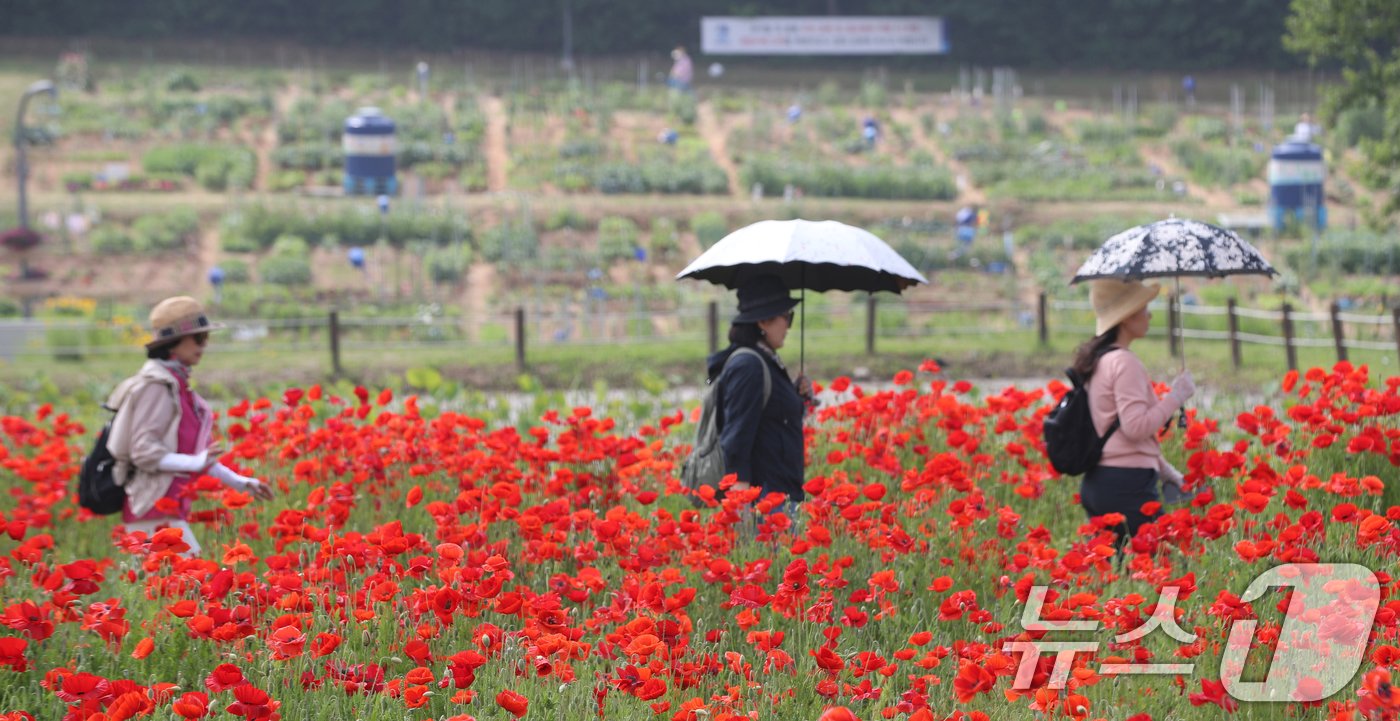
<box><xmin>1070</xmin><ymin>218</ymin><xmax>1276</xmax><ymax>284</ymax></box>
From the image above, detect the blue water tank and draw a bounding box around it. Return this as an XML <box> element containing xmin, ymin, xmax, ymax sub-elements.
<box><xmin>343</xmin><ymin>107</ymin><xmax>397</xmax><ymax>196</ymax></box>
<box><xmin>1268</xmin><ymin>140</ymin><xmax>1326</xmax><ymax>232</ymax></box>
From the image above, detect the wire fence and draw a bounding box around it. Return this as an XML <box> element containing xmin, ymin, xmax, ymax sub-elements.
<box><xmin>1</xmin><ymin>295</ymin><xmax>1396</xmax><ymax>373</ymax></box>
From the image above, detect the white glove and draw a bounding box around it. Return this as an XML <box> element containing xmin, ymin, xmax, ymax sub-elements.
<box><xmin>210</xmin><ymin>464</ymin><xmax>273</xmax><ymax>500</ymax></box>
<box><xmin>1169</xmin><ymin>371</ymin><xmax>1196</xmax><ymax>404</ymax></box>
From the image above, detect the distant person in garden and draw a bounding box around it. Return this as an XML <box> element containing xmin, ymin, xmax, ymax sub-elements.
<box><xmin>1074</xmin><ymin>280</ymin><xmax>1195</xmax><ymax>553</ymax></box>
<box><xmin>1293</xmin><ymin>112</ymin><xmax>1319</xmax><ymax>143</ymax></box>
<box><xmin>668</xmin><ymin>46</ymin><xmax>693</xmax><ymax>92</ymax></box>
<box><xmin>105</xmin><ymin>296</ymin><xmax>273</xmax><ymax>557</ymax></box>
<box><xmin>707</xmin><ymin>275</ymin><xmax>814</xmax><ymax>523</ymax></box>
<box><xmin>862</xmin><ymin>116</ymin><xmax>881</xmax><ymax>149</ymax></box>
<box><xmin>1181</xmin><ymin>75</ymin><xmax>1196</xmax><ymax>107</ymax></box>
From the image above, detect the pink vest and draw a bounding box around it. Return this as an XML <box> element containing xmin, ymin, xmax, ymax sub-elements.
<box><xmin>122</xmin><ymin>371</ymin><xmax>206</xmax><ymax>522</ymax></box>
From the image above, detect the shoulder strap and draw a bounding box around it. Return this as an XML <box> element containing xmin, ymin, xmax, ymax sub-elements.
<box><xmin>728</xmin><ymin>347</ymin><xmax>772</xmax><ymax>408</ymax></box>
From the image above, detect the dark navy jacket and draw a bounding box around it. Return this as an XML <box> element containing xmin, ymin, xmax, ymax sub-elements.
<box><xmin>706</xmin><ymin>344</ymin><xmax>805</xmax><ymax>502</ymax></box>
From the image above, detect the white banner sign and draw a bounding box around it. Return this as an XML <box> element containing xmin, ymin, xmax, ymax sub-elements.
<box><xmin>701</xmin><ymin>16</ymin><xmax>947</xmax><ymax>55</ymax></box>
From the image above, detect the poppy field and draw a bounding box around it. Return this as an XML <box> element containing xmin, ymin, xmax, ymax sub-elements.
<box><xmin>0</xmin><ymin>361</ymin><xmax>1398</xmax><ymax>721</ymax></box>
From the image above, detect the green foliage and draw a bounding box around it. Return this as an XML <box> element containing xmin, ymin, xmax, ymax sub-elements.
<box><xmin>690</xmin><ymin>211</ymin><xmax>728</xmax><ymax>249</ymax></box>
<box><xmin>219</xmin><ymin>258</ymin><xmax>251</xmax><ymax>283</ymax></box>
<box><xmin>597</xmin><ymin>217</ymin><xmax>639</xmax><ymax>263</ymax></box>
<box><xmin>424</xmin><ymin>246</ymin><xmax>473</xmax><ymax>283</ymax></box>
<box><xmin>130</xmin><ymin>208</ymin><xmax>199</xmax><ymax>253</ymax></box>
<box><xmin>259</xmin><ymin>255</ymin><xmax>313</xmax><ymax>286</ymax></box>
<box><xmin>478</xmin><ymin>219</ymin><xmax>538</xmax><ymax>264</ymax></box>
<box><xmin>545</xmin><ymin>207</ymin><xmax>591</xmax><ymax>232</ymax></box>
<box><xmin>164</xmin><ymin>69</ymin><xmax>201</xmax><ymax>92</ymax></box>
<box><xmin>740</xmin><ymin>156</ymin><xmax>956</xmax><ymax>201</ymax></box>
<box><xmin>1332</xmin><ymin>102</ymin><xmax>1385</xmax><ymax>149</ymax></box>
<box><xmin>269</xmin><ymin>170</ymin><xmax>307</xmax><ymax>192</ymax></box>
<box><xmin>220</xmin><ymin>205</ymin><xmax>471</xmax><ymax>251</ymax></box>
<box><xmin>649</xmin><ymin>218</ymin><xmax>680</xmax><ymax>259</ymax></box>
<box><xmin>89</xmin><ymin>225</ymin><xmax>134</xmax><ymax>255</ymax></box>
<box><xmin>1284</xmin><ymin>231</ymin><xmax>1400</xmax><ymax>276</ymax></box>
<box><xmin>142</xmin><ymin>144</ymin><xmax>255</xmax><ymax>191</ymax></box>
<box><xmin>272</xmin><ymin>143</ymin><xmax>342</xmax><ymax>171</ymax></box>
<box><xmin>1183</xmin><ymin>116</ymin><xmax>1230</xmax><ymax>143</ymax></box>
<box><xmin>1286</xmin><ymin>0</ymin><xmax>1400</xmax><ymax>219</ymax></box>
<box><xmin>1171</xmin><ymin>141</ymin><xmax>1265</xmax><ymax>187</ymax></box>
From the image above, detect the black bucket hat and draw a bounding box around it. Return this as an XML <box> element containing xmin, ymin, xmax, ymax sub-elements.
<box><xmin>733</xmin><ymin>275</ymin><xmax>801</xmax><ymax>324</ymax></box>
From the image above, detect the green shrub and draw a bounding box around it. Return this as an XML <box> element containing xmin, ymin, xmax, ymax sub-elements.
<box><xmin>740</xmin><ymin>156</ymin><xmax>956</xmax><ymax>200</ymax></box>
<box><xmin>143</xmin><ymin>144</ymin><xmax>256</xmax><ymax>191</ymax></box>
<box><xmin>164</xmin><ymin>69</ymin><xmax>201</xmax><ymax>93</ymax></box>
<box><xmin>272</xmin><ymin>143</ymin><xmax>341</xmax><ymax>170</ymax></box>
<box><xmin>219</xmin><ymin>258</ymin><xmax>251</xmax><ymax>283</ymax></box>
<box><xmin>270</xmin><ymin>234</ymin><xmax>310</xmax><ymax>258</ymax></box>
<box><xmin>425</xmin><ymin>246</ymin><xmax>473</xmax><ymax>283</ymax></box>
<box><xmin>545</xmin><ymin>207</ymin><xmax>590</xmax><ymax>231</ymax></box>
<box><xmin>1183</xmin><ymin>116</ymin><xmax>1230</xmax><ymax>143</ymax></box>
<box><xmin>270</xmin><ymin>170</ymin><xmax>306</xmax><ymax>192</ymax></box>
<box><xmin>1284</xmin><ymin>231</ymin><xmax>1400</xmax><ymax>276</ymax></box>
<box><xmin>219</xmin><ymin>204</ymin><xmax>471</xmax><ymax>251</ymax></box>
<box><xmin>478</xmin><ymin>219</ymin><xmax>538</xmax><ymax>264</ymax></box>
<box><xmin>690</xmin><ymin>211</ymin><xmax>728</xmax><ymax>249</ymax></box>
<box><xmin>1333</xmin><ymin>104</ymin><xmax>1384</xmax><ymax>149</ymax></box>
<box><xmin>131</xmin><ymin>208</ymin><xmax>199</xmax><ymax>253</ymax></box>
<box><xmin>259</xmin><ymin>254</ymin><xmax>313</xmax><ymax>286</ymax></box>
<box><xmin>1172</xmin><ymin>140</ymin><xmax>1264</xmax><ymax>187</ymax></box>
<box><xmin>89</xmin><ymin>225</ymin><xmax>133</xmax><ymax>255</ymax></box>
<box><xmin>597</xmin><ymin>217</ymin><xmax>639</xmax><ymax>263</ymax></box>
<box><xmin>650</xmin><ymin>218</ymin><xmax>679</xmax><ymax>259</ymax></box>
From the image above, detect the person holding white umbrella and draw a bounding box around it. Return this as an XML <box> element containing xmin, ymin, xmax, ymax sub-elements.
<box><xmin>1075</xmin><ymin>279</ymin><xmax>1195</xmax><ymax>554</ymax></box>
<box><xmin>706</xmin><ymin>275</ymin><xmax>814</xmax><ymax>523</ymax></box>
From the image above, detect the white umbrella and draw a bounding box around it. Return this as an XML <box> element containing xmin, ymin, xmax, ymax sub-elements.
<box><xmin>676</xmin><ymin>219</ymin><xmax>928</xmax><ymax>371</ymax></box>
<box><xmin>677</xmin><ymin>219</ymin><xmax>928</xmax><ymax>293</ymax></box>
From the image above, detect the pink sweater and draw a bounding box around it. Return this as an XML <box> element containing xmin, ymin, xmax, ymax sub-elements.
<box><xmin>1087</xmin><ymin>349</ymin><xmax>1182</xmax><ymax>471</ymax></box>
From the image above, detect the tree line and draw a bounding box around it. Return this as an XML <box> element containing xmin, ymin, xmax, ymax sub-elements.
<box><xmin>1</xmin><ymin>0</ymin><xmax>1297</xmax><ymax>70</ymax></box>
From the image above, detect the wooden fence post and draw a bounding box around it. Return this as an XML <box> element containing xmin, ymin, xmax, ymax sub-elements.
<box><xmin>1226</xmin><ymin>298</ymin><xmax>1241</xmax><ymax>370</ymax></box>
<box><xmin>514</xmin><ymin>307</ymin><xmax>526</xmax><ymax>370</ymax></box>
<box><xmin>865</xmin><ymin>295</ymin><xmax>877</xmax><ymax>356</ymax></box>
<box><xmin>1392</xmin><ymin>306</ymin><xmax>1400</xmax><ymax>362</ymax></box>
<box><xmin>707</xmin><ymin>301</ymin><xmax>719</xmax><ymax>355</ymax></box>
<box><xmin>328</xmin><ymin>310</ymin><xmax>343</xmax><ymax>376</ymax></box>
<box><xmin>1281</xmin><ymin>303</ymin><xmax>1297</xmax><ymax>371</ymax></box>
<box><xmin>1037</xmin><ymin>291</ymin><xmax>1048</xmax><ymax>347</ymax></box>
<box><xmin>1167</xmin><ymin>293</ymin><xmax>1179</xmax><ymax>357</ymax></box>
<box><xmin>1330</xmin><ymin>301</ymin><xmax>1348</xmax><ymax>363</ymax></box>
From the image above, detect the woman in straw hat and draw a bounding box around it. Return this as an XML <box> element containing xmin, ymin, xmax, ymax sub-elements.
<box><xmin>705</xmin><ymin>275</ymin><xmax>814</xmax><ymax>525</ymax></box>
<box><xmin>1075</xmin><ymin>279</ymin><xmax>1195</xmax><ymax>552</ymax></box>
<box><xmin>104</xmin><ymin>296</ymin><xmax>272</xmax><ymax>556</ymax></box>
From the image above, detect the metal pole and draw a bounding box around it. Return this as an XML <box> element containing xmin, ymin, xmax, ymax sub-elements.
<box><xmin>13</xmin><ymin>83</ymin><xmax>56</xmax><ymax>230</ymax></box>
<box><xmin>865</xmin><ymin>294</ymin><xmax>877</xmax><ymax>356</ymax></box>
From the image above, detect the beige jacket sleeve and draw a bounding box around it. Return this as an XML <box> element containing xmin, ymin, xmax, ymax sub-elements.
<box><xmin>123</xmin><ymin>382</ymin><xmax>177</xmax><ymax>472</ymax></box>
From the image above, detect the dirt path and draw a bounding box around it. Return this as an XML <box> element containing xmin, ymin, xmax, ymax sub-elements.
<box><xmin>459</xmin><ymin>262</ymin><xmax>498</xmax><ymax>341</ymax></box>
<box><xmin>1137</xmin><ymin>143</ymin><xmax>1237</xmax><ymax>209</ymax></box>
<box><xmin>696</xmin><ymin>101</ymin><xmax>742</xmax><ymax>198</ymax></box>
<box><xmin>892</xmin><ymin>108</ymin><xmax>985</xmax><ymax>204</ymax></box>
<box><xmin>481</xmin><ymin>95</ymin><xmax>509</xmax><ymax>192</ymax></box>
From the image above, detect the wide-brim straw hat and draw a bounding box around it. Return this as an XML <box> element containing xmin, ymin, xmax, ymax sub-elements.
<box><xmin>1089</xmin><ymin>279</ymin><xmax>1160</xmax><ymax>336</ymax></box>
<box><xmin>146</xmin><ymin>296</ymin><xmax>225</xmax><ymax>348</ymax></box>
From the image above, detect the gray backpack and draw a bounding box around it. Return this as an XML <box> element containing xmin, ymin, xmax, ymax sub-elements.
<box><xmin>680</xmin><ymin>347</ymin><xmax>771</xmax><ymax>503</ymax></box>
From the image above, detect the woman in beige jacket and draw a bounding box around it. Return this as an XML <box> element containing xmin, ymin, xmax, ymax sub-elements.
<box><xmin>105</xmin><ymin>297</ymin><xmax>272</xmax><ymax>556</ymax></box>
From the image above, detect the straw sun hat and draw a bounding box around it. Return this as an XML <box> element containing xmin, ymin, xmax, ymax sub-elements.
<box><xmin>1089</xmin><ymin>279</ymin><xmax>1161</xmax><ymax>336</ymax></box>
<box><xmin>146</xmin><ymin>296</ymin><xmax>225</xmax><ymax>349</ymax></box>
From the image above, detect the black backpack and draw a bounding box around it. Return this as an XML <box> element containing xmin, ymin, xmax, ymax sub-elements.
<box><xmin>1043</xmin><ymin>366</ymin><xmax>1120</xmax><ymax>476</ymax></box>
<box><xmin>78</xmin><ymin>410</ymin><xmax>127</xmax><ymax>515</ymax></box>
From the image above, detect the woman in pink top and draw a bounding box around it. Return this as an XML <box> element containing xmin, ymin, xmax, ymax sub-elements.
<box><xmin>1074</xmin><ymin>280</ymin><xmax>1196</xmax><ymax>553</ymax></box>
<box><xmin>105</xmin><ymin>297</ymin><xmax>274</xmax><ymax>557</ymax></box>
